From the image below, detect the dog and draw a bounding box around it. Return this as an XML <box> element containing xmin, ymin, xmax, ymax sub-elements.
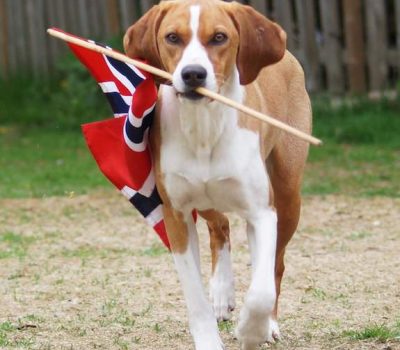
<box><xmin>123</xmin><ymin>1</ymin><xmax>311</xmax><ymax>349</ymax></box>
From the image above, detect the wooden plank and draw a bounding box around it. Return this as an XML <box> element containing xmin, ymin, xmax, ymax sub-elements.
<box><xmin>274</xmin><ymin>0</ymin><xmax>295</xmax><ymax>51</ymax></box>
<box><xmin>26</xmin><ymin>0</ymin><xmax>49</xmax><ymax>76</ymax></box>
<box><xmin>249</xmin><ymin>0</ymin><xmax>268</xmax><ymax>16</ymax></box>
<box><xmin>343</xmin><ymin>0</ymin><xmax>367</xmax><ymax>94</ymax></box>
<box><xmin>319</xmin><ymin>0</ymin><xmax>344</xmax><ymax>94</ymax></box>
<box><xmin>140</xmin><ymin>0</ymin><xmax>153</xmax><ymax>13</ymax></box>
<box><xmin>295</xmin><ymin>0</ymin><xmax>320</xmax><ymax>92</ymax></box>
<box><xmin>46</xmin><ymin>0</ymin><xmax>67</xmax><ymax>67</ymax></box>
<box><xmin>395</xmin><ymin>0</ymin><xmax>400</xmax><ymax>70</ymax></box>
<box><xmin>119</xmin><ymin>0</ymin><xmax>130</xmax><ymax>29</ymax></box>
<box><xmin>6</xmin><ymin>0</ymin><xmax>19</xmax><ymax>73</ymax></box>
<box><xmin>107</xmin><ymin>0</ymin><xmax>121</xmax><ymax>35</ymax></box>
<box><xmin>13</xmin><ymin>0</ymin><xmax>28</xmax><ymax>69</ymax></box>
<box><xmin>365</xmin><ymin>0</ymin><xmax>387</xmax><ymax>91</ymax></box>
<box><xmin>98</xmin><ymin>0</ymin><xmax>109</xmax><ymax>37</ymax></box>
<box><xmin>118</xmin><ymin>0</ymin><xmax>141</xmax><ymax>40</ymax></box>
<box><xmin>87</xmin><ymin>0</ymin><xmax>100</xmax><ymax>37</ymax></box>
<box><xmin>0</xmin><ymin>0</ymin><xmax>8</xmax><ymax>77</ymax></box>
<box><xmin>78</xmin><ymin>0</ymin><xmax>90</xmax><ymax>37</ymax></box>
<box><xmin>65</xmin><ymin>0</ymin><xmax>79</xmax><ymax>33</ymax></box>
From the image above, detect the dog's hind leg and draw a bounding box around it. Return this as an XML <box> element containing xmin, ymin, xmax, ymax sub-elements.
<box><xmin>200</xmin><ymin>210</ymin><xmax>235</xmax><ymax>322</ymax></box>
<box><xmin>163</xmin><ymin>206</ymin><xmax>225</xmax><ymax>350</ymax></box>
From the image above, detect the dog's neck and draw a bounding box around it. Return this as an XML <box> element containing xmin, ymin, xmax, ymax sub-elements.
<box><xmin>175</xmin><ymin>69</ymin><xmax>244</xmax><ymax>158</ymax></box>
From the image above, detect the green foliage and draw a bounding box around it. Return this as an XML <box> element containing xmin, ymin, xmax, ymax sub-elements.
<box><xmin>0</xmin><ymin>38</ymin><xmax>125</xmax><ymax>130</ymax></box>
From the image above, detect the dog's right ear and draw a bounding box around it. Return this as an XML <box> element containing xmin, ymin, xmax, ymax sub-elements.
<box><xmin>123</xmin><ymin>5</ymin><xmax>165</xmax><ymax>70</ymax></box>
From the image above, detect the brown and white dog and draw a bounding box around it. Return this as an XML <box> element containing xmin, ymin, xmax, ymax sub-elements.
<box><xmin>124</xmin><ymin>1</ymin><xmax>311</xmax><ymax>349</ymax></box>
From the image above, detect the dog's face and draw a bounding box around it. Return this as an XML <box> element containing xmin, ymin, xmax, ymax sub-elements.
<box><xmin>124</xmin><ymin>0</ymin><xmax>286</xmax><ymax>99</ymax></box>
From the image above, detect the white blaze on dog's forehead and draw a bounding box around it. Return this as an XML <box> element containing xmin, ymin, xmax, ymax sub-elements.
<box><xmin>190</xmin><ymin>5</ymin><xmax>200</xmax><ymax>37</ymax></box>
<box><xmin>172</xmin><ymin>4</ymin><xmax>217</xmax><ymax>92</ymax></box>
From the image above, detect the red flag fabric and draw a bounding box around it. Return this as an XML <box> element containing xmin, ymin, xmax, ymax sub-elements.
<box><xmin>55</xmin><ymin>28</ymin><xmax>170</xmax><ymax>249</ymax></box>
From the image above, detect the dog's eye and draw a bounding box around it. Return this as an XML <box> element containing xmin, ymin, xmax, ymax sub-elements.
<box><xmin>166</xmin><ymin>33</ymin><xmax>181</xmax><ymax>44</ymax></box>
<box><xmin>209</xmin><ymin>32</ymin><xmax>228</xmax><ymax>45</ymax></box>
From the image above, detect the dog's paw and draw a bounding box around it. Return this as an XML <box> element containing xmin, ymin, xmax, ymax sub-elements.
<box><xmin>265</xmin><ymin>317</ymin><xmax>281</xmax><ymax>343</ymax></box>
<box><xmin>194</xmin><ymin>334</ymin><xmax>225</xmax><ymax>350</ymax></box>
<box><xmin>209</xmin><ymin>276</ymin><xmax>236</xmax><ymax>322</ymax></box>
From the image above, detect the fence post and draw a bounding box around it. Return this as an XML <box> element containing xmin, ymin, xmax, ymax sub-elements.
<box><xmin>397</xmin><ymin>0</ymin><xmax>400</xmax><ymax>56</ymax></box>
<box><xmin>140</xmin><ymin>0</ymin><xmax>153</xmax><ymax>13</ymax></box>
<box><xmin>320</xmin><ymin>0</ymin><xmax>344</xmax><ymax>94</ymax></box>
<box><xmin>343</xmin><ymin>0</ymin><xmax>367</xmax><ymax>94</ymax></box>
<box><xmin>365</xmin><ymin>0</ymin><xmax>388</xmax><ymax>92</ymax></box>
<box><xmin>249</xmin><ymin>0</ymin><xmax>268</xmax><ymax>16</ymax></box>
<box><xmin>295</xmin><ymin>0</ymin><xmax>320</xmax><ymax>92</ymax></box>
<box><xmin>108</xmin><ymin>0</ymin><xmax>121</xmax><ymax>35</ymax></box>
<box><xmin>26</xmin><ymin>0</ymin><xmax>49</xmax><ymax>77</ymax></box>
<box><xmin>274</xmin><ymin>0</ymin><xmax>295</xmax><ymax>52</ymax></box>
<box><xmin>0</xmin><ymin>0</ymin><xmax>9</xmax><ymax>78</ymax></box>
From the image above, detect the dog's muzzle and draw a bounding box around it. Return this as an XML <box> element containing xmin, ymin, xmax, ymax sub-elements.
<box><xmin>180</xmin><ymin>64</ymin><xmax>207</xmax><ymax>100</ymax></box>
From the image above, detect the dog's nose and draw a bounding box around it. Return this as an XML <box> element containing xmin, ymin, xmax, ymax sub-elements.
<box><xmin>181</xmin><ymin>65</ymin><xmax>207</xmax><ymax>88</ymax></box>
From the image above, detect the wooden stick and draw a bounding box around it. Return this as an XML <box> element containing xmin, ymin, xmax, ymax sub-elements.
<box><xmin>47</xmin><ymin>28</ymin><xmax>322</xmax><ymax>146</ymax></box>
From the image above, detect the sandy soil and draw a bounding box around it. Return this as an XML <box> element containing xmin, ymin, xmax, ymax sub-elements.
<box><xmin>0</xmin><ymin>191</ymin><xmax>399</xmax><ymax>349</ymax></box>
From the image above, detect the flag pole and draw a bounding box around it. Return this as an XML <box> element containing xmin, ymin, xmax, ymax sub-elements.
<box><xmin>47</xmin><ymin>28</ymin><xmax>322</xmax><ymax>146</ymax></box>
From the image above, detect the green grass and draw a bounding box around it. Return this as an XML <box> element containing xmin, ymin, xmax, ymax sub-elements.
<box><xmin>1</xmin><ymin>55</ymin><xmax>399</xmax><ymax>199</ymax></box>
<box><xmin>304</xmin><ymin>97</ymin><xmax>400</xmax><ymax>197</ymax></box>
<box><xmin>0</xmin><ymin>127</ymin><xmax>108</xmax><ymax>198</ymax></box>
<box><xmin>343</xmin><ymin>322</ymin><xmax>400</xmax><ymax>342</ymax></box>
<box><xmin>0</xmin><ymin>231</ymin><xmax>36</xmax><ymax>259</ymax></box>
<box><xmin>140</xmin><ymin>243</ymin><xmax>169</xmax><ymax>257</ymax></box>
<box><xmin>0</xmin><ymin>320</ymin><xmax>35</xmax><ymax>348</ymax></box>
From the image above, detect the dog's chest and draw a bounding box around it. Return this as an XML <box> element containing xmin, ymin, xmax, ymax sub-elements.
<box><xmin>159</xmin><ymin>96</ymin><xmax>266</xmax><ymax>214</ymax></box>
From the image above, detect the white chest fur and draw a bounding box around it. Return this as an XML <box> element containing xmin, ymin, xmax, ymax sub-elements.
<box><xmin>159</xmin><ymin>84</ymin><xmax>270</xmax><ymax>217</ymax></box>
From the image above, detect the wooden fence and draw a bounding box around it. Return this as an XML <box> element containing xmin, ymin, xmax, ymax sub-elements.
<box><xmin>0</xmin><ymin>0</ymin><xmax>399</xmax><ymax>94</ymax></box>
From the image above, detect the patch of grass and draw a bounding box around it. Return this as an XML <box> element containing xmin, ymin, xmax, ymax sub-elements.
<box><xmin>218</xmin><ymin>320</ymin><xmax>234</xmax><ymax>333</ymax></box>
<box><xmin>343</xmin><ymin>323</ymin><xmax>400</xmax><ymax>342</ymax></box>
<box><xmin>304</xmin><ymin>98</ymin><xmax>400</xmax><ymax>197</ymax></box>
<box><xmin>0</xmin><ymin>128</ymin><xmax>109</xmax><ymax>198</ymax></box>
<box><xmin>0</xmin><ymin>321</ymin><xmax>35</xmax><ymax>348</ymax></box>
<box><xmin>1</xmin><ymin>60</ymin><xmax>399</xmax><ymax>199</ymax></box>
<box><xmin>0</xmin><ymin>232</ymin><xmax>36</xmax><ymax>259</ymax></box>
<box><xmin>60</xmin><ymin>245</ymin><xmax>132</xmax><ymax>260</ymax></box>
<box><xmin>153</xmin><ymin>323</ymin><xmax>163</xmax><ymax>333</ymax></box>
<box><xmin>347</xmin><ymin>231</ymin><xmax>372</xmax><ymax>240</ymax></box>
<box><xmin>140</xmin><ymin>243</ymin><xmax>168</xmax><ymax>257</ymax></box>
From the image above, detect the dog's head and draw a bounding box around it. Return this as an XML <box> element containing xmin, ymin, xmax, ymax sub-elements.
<box><xmin>123</xmin><ymin>0</ymin><xmax>286</xmax><ymax>100</ymax></box>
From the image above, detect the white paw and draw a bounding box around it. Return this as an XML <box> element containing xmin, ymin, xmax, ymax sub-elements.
<box><xmin>235</xmin><ymin>292</ymin><xmax>275</xmax><ymax>350</ymax></box>
<box><xmin>235</xmin><ymin>307</ymin><xmax>267</xmax><ymax>350</ymax></box>
<box><xmin>209</xmin><ymin>276</ymin><xmax>236</xmax><ymax>321</ymax></box>
<box><xmin>194</xmin><ymin>334</ymin><xmax>225</xmax><ymax>350</ymax></box>
<box><xmin>265</xmin><ymin>317</ymin><xmax>281</xmax><ymax>343</ymax></box>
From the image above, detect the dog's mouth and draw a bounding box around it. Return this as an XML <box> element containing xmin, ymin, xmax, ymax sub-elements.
<box><xmin>178</xmin><ymin>90</ymin><xmax>204</xmax><ymax>101</ymax></box>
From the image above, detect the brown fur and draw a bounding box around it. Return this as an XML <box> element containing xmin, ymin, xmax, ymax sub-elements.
<box><xmin>128</xmin><ymin>0</ymin><xmax>312</xmax><ymax>326</ymax></box>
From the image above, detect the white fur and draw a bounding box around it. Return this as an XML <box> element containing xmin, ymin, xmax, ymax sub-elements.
<box><xmin>172</xmin><ymin>5</ymin><xmax>217</xmax><ymax>94</ymax></box>
<box><xmin>160</xmin><ymin>5</ymin><xmax>278</xmax><ymax>350</ymax></box>
<box><xmin>235</xmin><ymin>210</ymin><xmax>277</xmax><ymax>349</ymax></box>
<box><xmin>173</xmin><ymin>216</ymin><xmax>224</xmax><ymax>350</ymax></box>
<box><xmin>209</xmin><ymin>242</ymin><xmax>236</xmax><ymax>321</ymax></box>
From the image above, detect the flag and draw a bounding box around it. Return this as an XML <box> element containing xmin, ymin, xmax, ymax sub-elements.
<box><xmin>57</xmin><ymin>28</ymin><xmax>170</xmax><ymax>249</ymax></box>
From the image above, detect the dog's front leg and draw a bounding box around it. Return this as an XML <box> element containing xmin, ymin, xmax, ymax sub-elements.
<box><xmin>163</xmin><ymin>205</ymin><xmax>225</xmax><ymax>350</ymax></box>
<box><xmin>236</xmin><ymin>209</ymin><xmax>278</xmax><ymax>350</ymax></box>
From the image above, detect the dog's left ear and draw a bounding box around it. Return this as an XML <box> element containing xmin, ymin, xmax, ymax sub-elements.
<box><xmin>123</xmin><ymin>5</ymin><xmax>166</xmax><ymax>70</ymax></box>
<box><xmin>226</xmin><ymin>3</ymin><xmax>287</xmax><ymax>85</ymax></box>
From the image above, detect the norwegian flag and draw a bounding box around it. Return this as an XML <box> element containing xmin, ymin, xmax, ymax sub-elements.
<box><xmin>60</xmin><ymin>29</ymin><xmax>170</xmax><ymax>249</ymax></box>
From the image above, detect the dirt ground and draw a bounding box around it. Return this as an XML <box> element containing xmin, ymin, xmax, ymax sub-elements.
<box><xmin>0</xmin><ymin>191</ymin><xmax>399</xmax><ymax>350</ymax></box>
